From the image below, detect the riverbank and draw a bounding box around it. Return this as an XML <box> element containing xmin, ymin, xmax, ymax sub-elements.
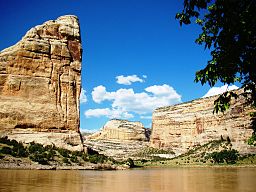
<box><xmin>0</xmin><ymin>161</ymin><xmax>129</xmax><ymax>170</ymax></box>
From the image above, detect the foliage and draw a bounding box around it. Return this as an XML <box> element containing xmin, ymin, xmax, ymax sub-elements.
<box><xmin>126</xmin><ymin>158</ymin><xmax>135</xmax><ymax>168</ymax></box>
<box><xmin>0</xmin><ymin>137</ymin><xmax>119</xmax><ymax>167</ymax></box>
<box><xmin>209</xmin><ymin>149</ymin><xmax>239</xmax><ymax>164</ymax></box>
<box><xmin>0</xmin><ymin>146</ymin><xmax>12</xmax><ymax>155</ymax></box>
<box><xmin>29</xmin><ymin>153</ymin><xmax>49</xmax><ymax>165</ymax></box>
<box><xmin>88</xmin><ymin>154</ymin><xmax>109</xmax><ymax>164</ymax></box>
<box><xmin>176</xmin><ymin>0</ymin><xmax>256</xmax><ymax>142</ymax></box>
<box><xmin>28</xmin><ymin>142</ymin><xmax>45</xmax><ymax>154</ymax></box>
<box><xmin>57</xmin><ymin>148</ymin><xmax>70</xmax><ymax>158</ymax></box>
<box><xmin>247</xmin><ymin>134</ymin><xmax>256</xmax><ymax>146</ymax></box>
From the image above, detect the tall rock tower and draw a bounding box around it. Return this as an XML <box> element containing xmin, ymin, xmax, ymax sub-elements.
<box><xmin>0</xmin><ymin>15</ymin><xmax>83</xmax><ymax>150</ymax></box>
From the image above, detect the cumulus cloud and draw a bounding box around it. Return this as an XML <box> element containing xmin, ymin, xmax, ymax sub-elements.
<box><xmin>116</xmin><ymin>75</ymin><xmax>145</xmax><ymax>85</ymax></box>
<box><xmin>203</xmin><ymin>85</ymin><xmax>239</xmax><ymax>98</ymax></box>
<box><xmin>90</xmin><ymin>84</ymin><xmax>181</xmax><ymax>115</ymax></box>
<box><xmin>80</xmin><ymin>88</ymin><xmax>87</xmax><ymax>103</ymax></box>
<box><xmin>85</xmin><ymin>108</ymin><xmax>134</xmax><ymax>119</ymax></box>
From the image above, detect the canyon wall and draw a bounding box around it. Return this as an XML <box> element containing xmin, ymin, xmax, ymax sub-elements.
<box><xmin>150</xmin><ymin>90</ymin><xmax>256</xmax><ymax>155</ymax></box>
<box><xmin>87</xmin><ymin>119</ymin><xmax>149</xmax><ymax>141</ymax></box>
<box><xmin>84</xmin><ymin>119</ymin><xmax>150</xmax><ymax>159</ymax></box>
<box><xmin>0</xmin><ymin>15</ymin><xmax>83</xmax><ymax>151</ymax></box>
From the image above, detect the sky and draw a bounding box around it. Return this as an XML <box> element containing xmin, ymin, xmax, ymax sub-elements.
<box><xmin>0</xmin><ymin>0</ymin><xmax>238</xmax><ymax>132</ymax></box>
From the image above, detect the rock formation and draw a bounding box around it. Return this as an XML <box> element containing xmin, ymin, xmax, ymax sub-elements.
<box><xmin>84</xmin><ymin>119</ymin><xmax>150</xmax><ymax>159</ymax></box>
<box><xmin>0</xmin><ymin>15</ymin><xmax>83</xmax><ymax>151</ymax></box>
<box><xmin>87</xmin><ymin>119</ymin><xmax>149</xmax><ymax>141</ymax></box>
<box><xmin>150</xmin><ymin>89</ymin><xmax>256</xmax><ymax>155</ymax></box>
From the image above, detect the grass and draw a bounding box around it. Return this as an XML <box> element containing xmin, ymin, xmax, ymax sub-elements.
<box><xmin>134</xmin><ymin>139</ymin><xmax>256</xmax><ymax>167</ymax></box>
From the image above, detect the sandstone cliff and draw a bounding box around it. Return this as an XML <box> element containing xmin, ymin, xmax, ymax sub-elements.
<box><xmin>84</xmin><ymin>119</ymin><xmax>150</xmax><ymax>159</ymax></box>
<box><xmin>0</xmin><ymin>15</ymin><xmax>83</xmax><ymax>151</ymax></box>
<box><xmin>150</xmin><ymin>90</ymin><xmax>256</xmax><ymax>155</ymax></box>
<box><xmin>87</xmin><ymin>119</ymin><xmax>149</xmax><ymax>141</ymax></box>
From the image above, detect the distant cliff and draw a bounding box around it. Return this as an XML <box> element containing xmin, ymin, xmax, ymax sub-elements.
<box><xmin>150</xmin><ymin>89</ymin><xmax>256</xmax><ymax>155</ymax></box>
<box><xmin>87</xmin><ymin>119</ymin><xmax>149</xmax><ymax>141</ymax></box>
<box><xmin>84</xmin><ymin>119</ymin><xmax>150</xmax><ymax>159</ymax></box>
<box><xmin>0</xmin><ymin>15</ymin><xmax>83</xmax><ymax>151</ymax></box>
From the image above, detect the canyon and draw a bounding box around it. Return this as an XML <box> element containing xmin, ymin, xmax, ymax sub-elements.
<box><xmin>0</xmin><ymin>15</ymin><xmax>83</xmax><ymax>151</ymax></box>
<box><xmin>0</xmin><ymin>15</ymin><xmax>255</xmax><ymax>159</ymax></box>
<box><xmin>150</xmin><ymin>90</ymin><xmax>256</xmax><ymax>155</ymax></box>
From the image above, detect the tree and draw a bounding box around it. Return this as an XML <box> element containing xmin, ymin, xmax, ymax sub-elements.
<box><xmin>176</xmin><ymin>0</ymin><xmax>256</xmax><ymax>142</ymax></box>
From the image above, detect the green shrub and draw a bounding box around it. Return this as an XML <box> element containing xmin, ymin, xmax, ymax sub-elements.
<box><xmin>28</xmin><ymin>142</ymin><xmax>45</xmax><ymax>153</ymax></box>
<box><xmin>0</xmin><ymin>136</ymin><xmax>10</xmax><ymax>145</ymax></box>
<box><xmin>12</xmin><ymin>143</ymin><xmax>28</xmax><ymax>157</ymax></box>
<box><xmin>0</xmin><ymin>146</ymin><xmax>12</xmax><ymax>155</ymax></box>
<box><xmin>88</xmin><ymin>154</ymin><xmax>108</xmax><ymax>164</ymax></box>
<box><xmin>70</xmin><ymin>155</ymin><xmax>78</xmax><ymax>163</ymax></box>
<box><xmin>57</xmin><ymin>148</ymin><xmax>71</xmax><ymax>158</ymax></box>
<box><xmin>63</xmin><ymin>157</ymin><xmax>70</xmax><ymax>164</ymax></box>
<box><xmin>29</xmin><ymin>153</ymin><xmax>49</xmax><ymax>165</ymax></box>
<box><xmin>210</xmin><ymin>149</ymin><xmax>239</xmax><ymax>164</ymax></box>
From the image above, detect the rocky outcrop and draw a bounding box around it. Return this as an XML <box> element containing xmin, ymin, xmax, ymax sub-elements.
<box><xmin>84</xmin><ymin>119</ymin><xmax>150</xmax><ymax>159</ymax></box>
<box><xmin>87</xmin><ymin>119</ymin><xmax>149</xmax><ymax>141</ymax></box>
<box><xmin>150</xmin><ymin>90</ymin><xmax>256</xmax><ymax>155</ymax></box>
<box><xmin>84</xmin><ymin>139</ymin><xmax>149</xmax><ymax>160</ymax></box>
<box><xmin>0</xmin><ymin>15</ymin><xmax>83</xmax><ymax>150</ymax></box>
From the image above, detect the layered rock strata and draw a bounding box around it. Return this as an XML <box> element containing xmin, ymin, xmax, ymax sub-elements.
<box><xmin>0</xmin><ymin>15</ymin><xmax>83</xmax><ymax>150</ymax></box>
<box><xmin>84</xmin><ymin>119</ymin><xmax>150</xmax><ymax>159</ymax></box>
<box><xmin>87</xmin><ymin>119</ymin><xmax>149</xmax><ymax>141</ymax></box>
<box><xmin>150</xmin><ymin>90</ymin><xmax>256</xmax><ymax>155</ymax></box>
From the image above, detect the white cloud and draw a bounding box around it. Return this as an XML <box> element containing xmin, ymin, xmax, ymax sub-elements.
<box><xmin>80</xmin><ymin>88</ymin><xmax>87</xmax><ymax>103</ymax></box>
<box><xmin>116</xmin><ymin>75</ymin><xmax>145</xmax><ymax>85</ymax></box>
<box><xmin>85</xmin><ymin>108</ymin><xmax>134</xmax><ymax>119</ymax></box>
<box><xmin>203</xmin><ymin>85</ymin><xmax>239</xmax><ymax>98</ymax></box>
<box><xmin>90</xmin><ymin>84</ymin><xmax>181</xmax><ymax>115</ymax></box>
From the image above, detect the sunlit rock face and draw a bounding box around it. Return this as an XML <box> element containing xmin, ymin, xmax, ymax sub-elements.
<box><xmin>0</xmin><ymin>15</ymin><xmax>83</xmax><ymax>151</ymax></box>
<box><xmin>150</xmin><ymin>89</ymin><xmax>256</xmax><ymax>155</ymax></box>
<box><xmin>87</xmin><ymin>119</ymin><xmax>149</xmax><ymax>141</ymax></box>
<box><xmin>84</xmin><ymin>119</ymin><xmax>150</xmax><ymax>159</ymax></box>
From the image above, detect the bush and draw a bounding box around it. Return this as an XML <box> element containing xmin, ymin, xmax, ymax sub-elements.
<box><xmin>28</xmin><ymin>142</ymin><xmax>45</xmax><ymax>154</ymax></box>
<box><xmin>88</xmin><ymin>154</ymin><xmax>108</xmax><ymax>164</ymax></box>
<box><xmin>0</xmin><ymin>146</ymin><xmax>12</xmax><ymax>155</ymax></box>
<box><xmin>210</xmin><ymin>149</ymin><xmax>239</xmax><ymax>164</ymax></box>
<box><xmin>12</xmin><ymin>143</ymin><xmax>28</xmax><ymax>157</ymax></box>
<box><xmin>63</xmin><ymin>157</ymin><xmax>70</xmax><ymax>164</ymax></box>
<box><xmin>57</xmin><ymin>148</ymin><xmax>71</xmax><ymax>158</ymax></box>
<box><xmin>70</xmin><ymin>155</ymin><xmax>79</xmax><ymax>163</ymax></box>
<box><xmin>127</xmin><ymin>158</ymin><xmax>135</xmax><ymax>168</ymax></box>
<box><xmin>0</xmin><ymin>136</ymin><xmax>10</xmax><ymax>145</ymax></box>
<box><xmin>29</xmin><ymin>153</ymin><xmax>49</xmax><ymax>165</ymax></box>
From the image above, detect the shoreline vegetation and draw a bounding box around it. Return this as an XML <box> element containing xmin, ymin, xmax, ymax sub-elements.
<box><xmin>0</xmin><ymin>137</ymin><xmax>255</xmax><ymax>170</ymax></box>
<box><xmin>0</xmin><ymin>137</ymin><xmax>129</xmax><ymax>170</ymax></box>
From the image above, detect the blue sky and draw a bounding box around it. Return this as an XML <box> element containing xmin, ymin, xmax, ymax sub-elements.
<box><xmin>0</xmin><ymin>0</ymin><xmax>238</xmax><ymax>132</ymax></box>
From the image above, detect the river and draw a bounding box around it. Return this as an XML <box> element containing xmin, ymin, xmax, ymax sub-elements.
<box><xmin>0</xmin><ymin>167</ymin><xmax>255</xmax><ymax>192</ymax></box>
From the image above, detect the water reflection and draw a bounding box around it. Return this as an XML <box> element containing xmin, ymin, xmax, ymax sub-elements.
<box><xmin>0</xmin><ymin>167</ymin><xmax>255</xmax><ymax>192</ymax></box>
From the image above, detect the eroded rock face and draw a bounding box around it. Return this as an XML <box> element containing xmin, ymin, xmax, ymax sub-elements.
<box><xmin>87</xmin><ymin>119</ymin><xmax>149</xmax><ymax>141</ymax></box>
<box><xmin>0</xmin><ymin>15</ymin><xmax>83</xmax><ymax>150</ymax></box>
<box><xmin>150</xmin><ymin>90</ymin><xmax>256</xmax><ymax>155</ymax></box>
<box><xmin>84</xmin><ymin>119</ymin><xmax>149</xmax><ymax>159</ymax></box>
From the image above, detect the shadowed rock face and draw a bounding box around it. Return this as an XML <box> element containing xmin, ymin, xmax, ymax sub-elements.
<box><xmin>150</xmin><ymin>90</ymin><xmax>256</xmax><ymax>155</ymax></box>
<box><xmin>0</xmin><ymin>15</ymin><xmax>83</xmax><ymax>151</ymax></box>
<box><xmin>0</xmin><ymin>15</ymin><xmax>82</xmax><ymax>131</ymax></box>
